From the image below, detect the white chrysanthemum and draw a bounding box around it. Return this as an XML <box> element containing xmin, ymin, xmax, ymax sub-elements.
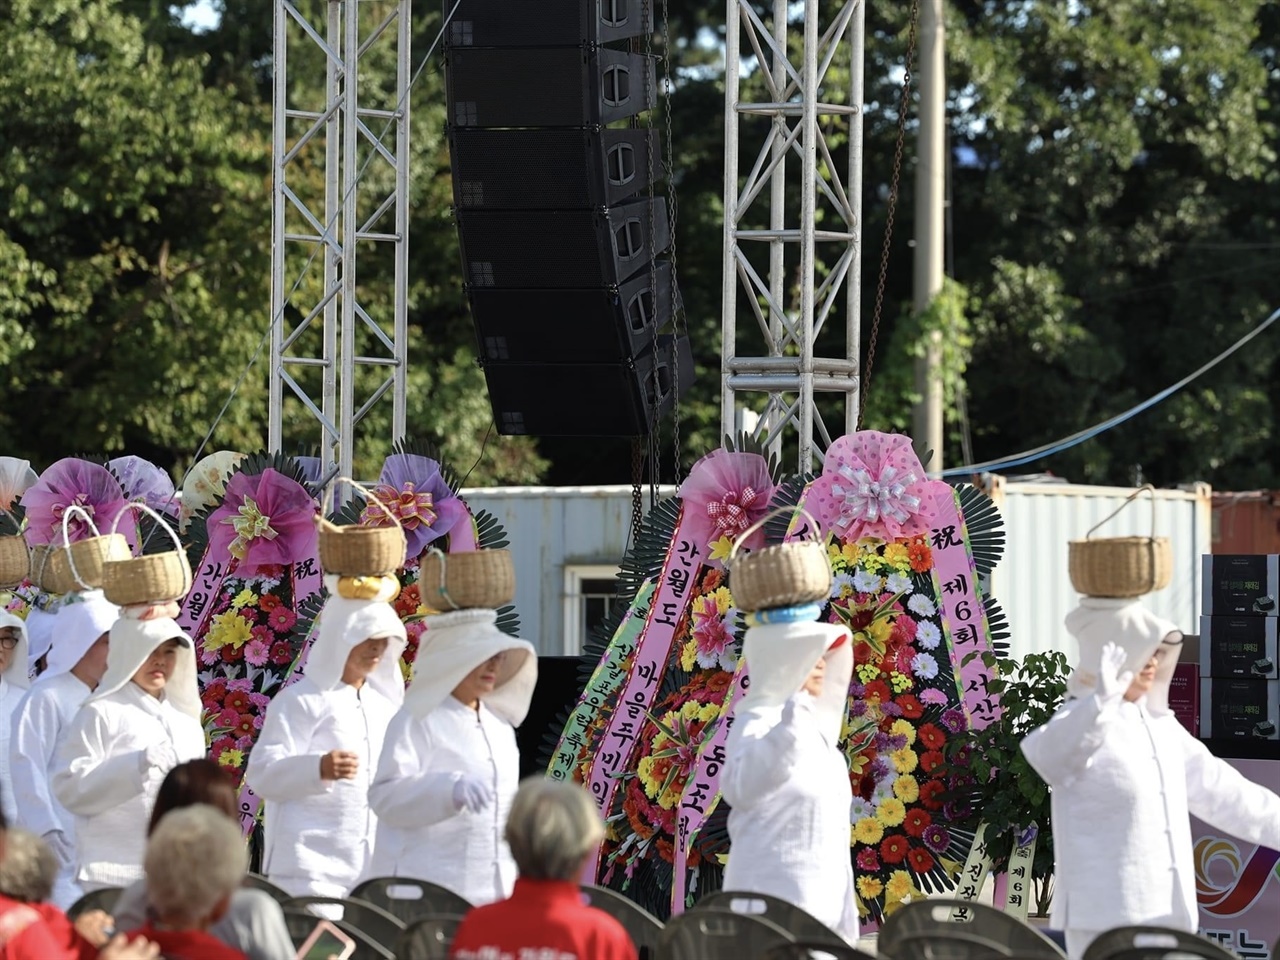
<box><xmin>911</xmin><ymin>652</ymin><xmax>939</xmax><ymax>680</ymax></box>
<box><xmin>885</xmin><ymin>572</ymin><xmax>913</xmax><ymax>596</ymax></box>
<box><xmin>850</xmin><ymin>796</ymin><xmax>876</xmax><ymax>823</ymax></box>
<box><xmin>852</xmin><ymin>569</ymin><xmax>882</xmax><ymax>595</ymax></box>
<box><xmin>915</xmin><ymin>621</ymin><xmax>942</xmax><ymax>650</ymax></box>
<box><xmin>908</xmin><ymin>594</ymin><xmax>936</xmax><ymax>618</ymax></box>
<box><xmin>831</xmin><ymin>572</ymin><xmax>856</xmax><ymax>599</ymax></box>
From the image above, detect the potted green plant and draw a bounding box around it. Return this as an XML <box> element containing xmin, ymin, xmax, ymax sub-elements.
<box><xmin>942</xmin><ymin>650</ymin><xmax>1072</xmax><ymax>917</ymax></box>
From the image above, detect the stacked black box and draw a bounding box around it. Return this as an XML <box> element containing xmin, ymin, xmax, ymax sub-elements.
<box><xmin>1200</xmin><ymin>555</ymin><xmax>1280</xmax><ymax>740</ymax></box>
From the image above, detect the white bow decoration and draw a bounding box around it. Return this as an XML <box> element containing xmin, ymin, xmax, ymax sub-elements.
<box><xmin>830</xmin><ymin>464</ymin><xmax>922</xmax><ymax>531</ymax></box>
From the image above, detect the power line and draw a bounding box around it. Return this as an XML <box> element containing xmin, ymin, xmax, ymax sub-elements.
<box><xmin>939</xmin><ymin>304</ymin><xmax>1280</xmax><ymax>478</ymax></box>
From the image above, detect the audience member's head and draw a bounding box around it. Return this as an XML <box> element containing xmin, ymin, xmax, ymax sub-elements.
<box><xmin>0</xmin><ymin>828</ymin><xmax>56</xmax><ymax>903</ymax></box>
<box><xmin>504</xmin><ymin>777</ymin><xmax>605</xmax><ymax>882</ymax></box>
<box><xmin>148</xmin><ymin>758</ymin><xmax>238</xmax><ymax>835</ymax></box>
<box><xmin>145</xmin><ymin>805</ymin><xmax>247</xmax><ymax>929</ymax></box>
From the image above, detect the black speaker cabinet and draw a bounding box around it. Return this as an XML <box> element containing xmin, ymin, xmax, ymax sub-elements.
<box><xmin>470</xmin><ymin>261</ymin><xmax>680</xmax><ymax>364</ymax></box>
<box><xmin>447</xmin><ymin>47</ymin><xmax>655</xmax><ymax>127</ymax></box>
<box><xmin>484</xmin><ymin>333</ymin><xmax>693</xmax><ymax>436</ymax></box>
<box><xmin>446</xmin><ymin>0</ymin><xmax>653</xmax><ymax>47</ymax></box>
<box><xmin>450</xmin><ymin>128</ymin><xmax>660</xmax><ymax>210</ymax></box>
<box><xmin>456</xmin><ymin>197</ymin><xmax>670</xmax><ymax>289</ymax></box>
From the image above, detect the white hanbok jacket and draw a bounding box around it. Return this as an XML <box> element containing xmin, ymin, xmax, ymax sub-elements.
<box><xmin>368</xmin><ymin>608</ymin><xmax>536</xmax><ymax>906</ymax></box>
<box><xmin>245</xmin><ymin>578</ymin><xmax>407</xmax><ymax>899</ymax></box>
<box><xmin>722</xmin><ymin>619</ymin><xmax>858</xmax><ymax>944</ymax></box>
<box><xmin>0</xmin><ymin>611</ymin><xmax>31</xmax><ymax>820</ymax></box>
<box><xmin>10</xmin><ymin>592</ymin><xmax>118</xmax><ymax>907</ymax></box>
<box><xmin>52</xmin><ymin>614</ymin><xmax>205</xmax><ymax>888</ymax></box>
<box><xmin>1022</xmin><ymin>597</ymin><xmax>1280</xmax><ymax>937</ymax></box>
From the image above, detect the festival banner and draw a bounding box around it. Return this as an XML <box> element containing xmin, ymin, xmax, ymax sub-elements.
<box><xmin>1002</xmin><ymin>826</ymin><xmax>1038</xmax><ymax>921</ymax></box>
<box><xmin>952</xmin><ymin>824</ymin><xmax>994</xmax><ymax>920</ymax></box>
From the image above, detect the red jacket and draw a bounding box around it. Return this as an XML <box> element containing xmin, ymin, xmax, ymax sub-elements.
<box><xmin>126</xmin><ymin>923</ymin><xmax>248</xmax><ymax>960</ymax></box>
<box><xmin>0</xmin><ymin>896</ymin><xmax>95</xmax><ymax>960</ymax></box>
<box><xmin>450</xmin><ymin>878</ymin><xmax>638</xmax><ymax>960</ymax></box>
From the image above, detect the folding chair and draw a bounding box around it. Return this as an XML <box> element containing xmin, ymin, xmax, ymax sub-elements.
<box><xmin>66</xmin><ymin>886</ymin><xmax>122</xmax><ymax>920</ymax></box>
<box><xmin>396</xmin><ymin>914</ymin><xmax>465</xmax><ymax>960</ymax></box>
<box><xmin>349</xmin><ymin>875</ymin><xmax>473</xmax><ymax>926</ymax></box>
<box><xmin>879</xmin><ymin>900</ymin><xmax>1066</xmax><ymax>960</ymax></box>
<box><xmin>695</xmin><ymin>889</ymin><xmax>847</xmax><ymax>950</ymax></box>
<box><xmin>580</xmin><ymin>884</ymin><xmax>664</xmax><ymax>959</ymax></box>
<box><xmin>659</xmin><ymin>906</ymin><xmax>793</xmax><ymax>960</ymax></box>
<box><xmin>1081</xmin><ymin>926</ymin><xmax>1239</xmax><ymax>960</ymax></box>
<box><xmin>283</xmin><ymin>895</ymin><xmax>404</xmax><ymax>955</ymax></box>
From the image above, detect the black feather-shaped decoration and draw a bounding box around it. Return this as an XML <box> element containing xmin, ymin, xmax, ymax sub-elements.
<box><xmin>615</xmin><ymin>497</ymin><xmax>682</xmax><ymax>605</ymax></box>
<box><xmin>983</xmin><ymin>595</ymin><xmax>1012</xmax><ymax>659</ymax></box>
<box><xmin>494</xmin><ymin>604</ymin><xmax>520</xmax><ymax>637</ymax></box>
<box><xmin>235</xmin><ymin>450</ymin><xmax>313</xmax><ymax>488</ymax></box>
<box><xmin>471</xmin><ymin>508</ymin><xmax>510</xmax><ymax>550</ymax></box>
<box><xmin>955</xmin><ymin>482</ymin><xmax>1005</xmax><ymax>579</ymax></box>
<box><xmin>762</xmin><ymin>473</ymin><xmax>816</xmax><ymax>544</ymax></box>
<box><xmin>722</xmin><ymin>432</ymin><xmax>787</xmax><ymax>485</ymax></box>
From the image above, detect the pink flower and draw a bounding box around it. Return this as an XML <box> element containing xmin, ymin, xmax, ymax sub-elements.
<box><xmin>919</xmin><ymin>688</ymin><xmax>949</xmax><ymax>706</ymax></box>
<box><xmin>216</xmin><ymin>707</ymin><xmax>240</xmax><ymax>728</ymax></box>
<box><xmin>235</xmin><ymin>736</ymin><xmax>255</xmax><ymax>753</ymax></box>
<box><xmin>250</xmin><ymin>625</ymin><xmax>273</xmax><ymax>645</ymax></box>
<box><xmin>856</xmin><ymin>847</ymin><xmax>881</xmax><ymax>871</ymax></box>
<box><xmin>249</xmin><ymin>692</ymin><xmax>271</xmax><ymax>709</ymax></box>
<box><xmin>244</xmin><ymin>638</ymin><xmax>270</xmax><ymax>667</ymax></box>
<box><xmin>267</xmin><ymin>607</ymin><xmax>297</xmax><ymax>633</ymax></box>
<box><xmin>227</xmin><ymin>678</ymin><xmax>253</xmax><ymax>693</ymax></box>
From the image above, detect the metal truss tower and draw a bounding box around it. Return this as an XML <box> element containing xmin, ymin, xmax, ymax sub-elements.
<box><xmin>269</xmin><ymin>0</ymin><xmax>411</xmax><ymax>481</ymax></box>
<box><xmin>720</xmin><ymin>0</ymin><xmax>866</xmax><ymax>472</ymax></box>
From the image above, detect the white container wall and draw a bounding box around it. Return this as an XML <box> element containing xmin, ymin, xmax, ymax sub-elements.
<box><xmin>459</xmin><ymin>485</ymin><xmax>677</xmax><ymax>655</ymax></box>
<box><xmin>986</xmin><ymin>478</ymin><xmax>1213</xmax><ymax>664</ymax></box>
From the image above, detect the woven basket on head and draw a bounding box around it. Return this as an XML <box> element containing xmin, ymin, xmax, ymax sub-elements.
<box><xmin>102</xmin><ymin>503</ymin><xmax>192</xmax><ymax>606</ymax></box>
<box><xmin>28</xmin><ymin>544</ymin><xmax>61</xmax><ymax>593</ymax></box>
<box><xmin>0</xmin><ymin>535</ymin><xmax>29</xmax><ymax>589</ymax></box>
<box><xmin>1068</xmin><ymin>485</ymin><xmax>1173</xmax><ymax>598</ymax></box>
<box><xmin>420</xmin><ymin>547</ymin><xmax>515</xmax><ymax>611</ymax></box>
<box><xmin>728</xmin><ymin>506</ymin><xmax>832</xmax><ymax>613</ymax></box>
<box><xmin>316</xmin><ymin>478</ymin><xmax>407</xmax><ymax>578</ymax></box>
<box><xmin>46</xmin><ymin>506</ymin><xmax>132</xmax><ymax>595</ymax></box>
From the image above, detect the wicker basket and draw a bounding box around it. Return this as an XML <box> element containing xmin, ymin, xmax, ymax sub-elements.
<box><xmin>728</xmin><ymin>506</ymin><xmax>832</xmax><ymax>612</ymax></box>
<box><xmin>46</xmin><ymin>534</ymin><xmax>132</xmax><ymax>595</ymax></box>
<box><xmin>0</xmin><ymin>535</ymin><xmax>29</xmax><ymax>588</ymax></box>
<box><xmin>102</xmin><ymin>503</ymin><xmax>192</xmax><ymax>606</ymax></box>
<box><xmin>29</xmin><ymin>544</ymin><xmax>60</xmax><ymax>593</ymax></box>
<box><xmin>317</xmin><ymin>478</ymin><xmax>407</xmax><ymax>577</ymax></box>
<box><xmin>420</xmin><ymin>548</ymin><xmax>515</xmax><ymax>610</ymax></box>
<box><xmin>1068</xmin><ymin>485</ymin><xmax>1173</xmax><ymax>598</ymax></box>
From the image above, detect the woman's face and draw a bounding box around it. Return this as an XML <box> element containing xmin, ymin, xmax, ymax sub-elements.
<box><xmin>344</xmin><ymin>635</ymin><xmax>391</xmax><ymax>683</ymax></box>
<box><xmin>132</xmin><ymin>638</ymin><xmax>183</xmax><ymax>698</ymax></box>
<box><xmin>801</xmin><ymin>656</ymin><xmax>826</xmax><ymax>698</ymax></box>
<box><xmin>1125</xmin><ymin>645</ymin><xmax>1170</xmax><ymax>701</ymax></box>
<box><xmin>0</xmin><ymin>626</ymin><xmax>19</xmax><ymax>674</ymax></box>
<box><xmin>451</xmin><ymin>651</ymin><xmax>508</xmax><ymax>705</ymax></box>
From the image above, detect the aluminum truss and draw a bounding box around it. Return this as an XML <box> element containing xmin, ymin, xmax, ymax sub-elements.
<box><xmin>269</xmin><ymin>0</ymin><xmax>410</xmax><ymax>481</ymax></box>
<box><xmin>720</xmin><ymin>0</ymin><xmax>865</xmax><ymax>472</ymax></box>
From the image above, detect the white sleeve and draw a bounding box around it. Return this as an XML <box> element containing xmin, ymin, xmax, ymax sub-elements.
<box><xmin>1180</xmin><ymin>730</ymin><xmax>1280</xmax><ymax>851</ymax></box>
<box><xmin>1019</xmin><ymin>695</ymin><xmax>1116</xmax><ymax>788</ymax></box>
<box><xmin>721</xmin><ymin>698</ymin><xmax>810</xmax><ymax>806</ymax></box>
<box><xmin>52</xmin><ymin>706</ymin><xmax>147</xmax><ymax>816</ymax></box>
<box><xmin>10</xmin><ymin>690</ymin><xmax>65</xmax><ymax>838</ymax></box>
<box><xmin>244</xmin><ymin>692</ymin><xmax>331</xmax><ymax>801</ymax></box>
<box><xmin>368</xmin><ymin>713</ymin><xmax>460</xmax><ymax>828</ymax></box>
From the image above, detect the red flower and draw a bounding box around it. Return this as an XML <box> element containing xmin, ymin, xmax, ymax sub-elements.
<box><xmin>225</xmin><ymin>691</ymin><xmax>252</xmax><ymax>714</ymax></box>
<box><xmin>891</xmin><ymin>615</ymin><xmax>918</xmax><ymax>644</ymax></box>
<box><xmin>220</xmin><ymin>644</ymin><xmax>241</xmax><ymax>664</ymax></box>
<box><xmin>907</xmin><ymin>538</ymin><xmax>932</xmax><ymax>573</ymax></box>
<box><xmin>269</xmin><ymin>641</ymin><xmax>294</xmax><ymax>665</ymax></box>
<box><xmin>895</xmin><ymin>694</ymin><xmax>923</xmax><ymax>719</ymax></box>
<box><xmin>907</xmin><ymin>847</ymin><xmax>936</xmax><ymax>873</ymax></box>
<box><xmin>853</xmin><ymin>639</ymin><xmax>876</xmax><ymax>665</ymax></box>
<box><xmin>864</xmin><ymin>680</ymin><xmax>891</xmax><ymax>704</ymax></box>
<box><xmin>216</xmin><ymin>707</ymin><xmax>240</xmax><ymax>728</ymax></box>
<box><xmin>259</xmin><ymin>594</ymin><xmax>282</xmax><ymax>612</ymax></box>
<box><xmin>919</xmin><ymin>780</ymin><xmax>946</xmax><ymax>810</ymax></box>
<box><xmin>917</xmin><ymin>723</ymin><xmax>946</xmax><ymax>751</ymax></box>
<box><xmin>879</xmin><ymin>834</ymin><xmax>910</xmax><ymax>864</ymax></box>
<box><xmin>267</xmin><ymin>607</ymin><xmax>298</xmax><ymax>633</ymax></box>
<box><xmin>903</xmin><ymin>809</ymin><xmax>933</xmax><ymax>838</ymax></box>
<box><xmin>205</xmin><ymin>678</ymin><xmax>227</xmax><ymax>701</ymax></box>
<box><xmin>210</xmin><ymin>736</ymin><xmax>236</xmax><ymax>761</ymax></box>
<box><xmin>920</xmin><ymin>750</ymin><xmax>945</xmax><ymax>775</ymax></box>
<box><xmin>705</xmin><ymin>671</ymin><xmax>733</xmax><ymax>696</ymax></box>
<box><xmin>233</xmin><ymin>714</ymin><xmax>257</xmax><ymax>738</ymax></box>
<box><xmin>393</xmin><ymin>583</ymin><xmax>420</xmax><ymax>618</ymax></box>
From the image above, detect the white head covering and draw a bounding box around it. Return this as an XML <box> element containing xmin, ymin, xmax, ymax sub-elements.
<box><xmin>0</xmin><ymin>610</ymin><xmax>31</xmax><ymax>692</ymax></box>
<box><xmin>736</xmin><ymin>620</ymin><xmax>853</xmax><ymax>743</ymax></box>
<box><xmin>307</xmin><ymin>576</ymin><xmax>409</xmax><ymax>705</ymax></box>
<box><xmin>405</xmin><ymin>609</ymin><xmax>537</xmax><ymax>725</ymax></box>
<box><xmin>25</xmin><ymin>605</ymin><xmax>57</xmax><ymax>670</ymax></box>
<box><xmin>44</xmin><ymin>591</ymin><xmax>120</xmax><ymax>679</ymax></box>
<box><xmin>90</xmin><ymin>612</ymin><xmax>202</xmax><ymax>720</ymax></box>
<box><xmin>1065</xmin><ymin>596</ymin><xmax>1183</xmax><ymax>716</ymax></box>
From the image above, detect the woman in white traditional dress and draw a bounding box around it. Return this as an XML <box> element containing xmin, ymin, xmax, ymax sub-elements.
<box><xmin>0</xmin><ymin>611</ymin><xmax>31</xmax><ymax>820</ymax></box>
<box><xmin>52</xmin><ymin>607</ymin><xmax>206</xmax><ymax>891</ymax></box>
<box><xmin>721</xmin><ymin>616</ymin><xmax>858</xmax><ymax>945</ymax></box>
<box><xmin>10</xmin><ymin>591</ymin><xmax>117</xmax><ymax>908</ymax></box>
<box><xmin>1022</xmin><ymin>598</ymin><xmax>1280</xmax><ymax>958</ymax></box>
<box><xmin>245</xmin><ymin>575</ymin><xmax>406</xmax><ymax>899</ymax></box>
<box><xmin>367</xmin><ymin>608</ymin><xmax>537</xmax><ymax>906</ymax></box>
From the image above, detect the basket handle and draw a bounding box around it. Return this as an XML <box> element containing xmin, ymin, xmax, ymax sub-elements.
<box><xmin>726</xmin><ymin>504</ymin><xmax>822</xmax><ymax>569</ymax></box>
<box><xmin>315</xmin><ymin>476</ymin><xmax>404</xmax><ymax>533</ymax></box>
<box><xmin>1085</xmin><ymin>484</ymin><xmax>1157</xmax><ymax>541</ymax></box>
<box><xmin>424</xmin><ymin>545</ymin><xmax>461</xmax><ymax>611</ymax></box>
<box><xmin>59</xmin><ymin>505</ymin><xmax>104</xmax><ymax>592</ymax></box>
<box><xmin>110</xmin><ymin>501</ymin><xmax>192</xmax><ymax>599</ymax></box>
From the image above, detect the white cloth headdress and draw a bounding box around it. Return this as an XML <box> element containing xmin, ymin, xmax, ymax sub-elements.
<box><xmin>90</xmin><ymin>611</ymin><xmax>202</xmax><ymax>720</ymax></box>
<box><xmin>404</xmin><ymin>608</ymin><xmax>537</xmax><ymax>725</ymax></box>
<box><xmin>24</xmin><ymin>605</ymin><xmax>57</xmax><ymax>670</ymax></box>
<box><xmin>735</xmin><ymin>619</ymin><xmax>853</xmax><ymax>743</ymax></box>
<box><xmin>0</xmin><ymin>610</ymin><xmax>31</xmax><ymax>692</ymax></box>
<box><xmin>305</xmin><ymin>576</ymin><xmax>408</xmax><ymax>705</ymax></box>
<box><xmin>1065</xmin><ymin>597</ymin><xmax>1183</xmax><ymax>716</ymax></box>
<box><xmin>44</xmin><ymin>591</ymin><xmax>119</xmax><ymax>680</ymax></box>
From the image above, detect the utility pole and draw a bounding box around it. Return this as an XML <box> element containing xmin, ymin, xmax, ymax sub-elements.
<box><xmin>912</xmin><ymin>0</ymin><xmax>945</xmax><ymax>471</ymax></box>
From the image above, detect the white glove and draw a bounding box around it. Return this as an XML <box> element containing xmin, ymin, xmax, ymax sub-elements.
<box><xmin>42</xmin><ymin>830</ymin><xmax>74</xmax><ymax>866</ymax></box>
<box><xmin>452</xmin><ymin>775</ymin><xmax>495</xmax><ymax>814</ymax></box>
<box><xmin>1095</xmin><ymin>642</ymin><xmax>1133</xmax><ymax>702</ymax></box>
<box><xmin>138</xmin><ymin>740</ymin><xmax>179</xmax><ymax>776</ymax></box>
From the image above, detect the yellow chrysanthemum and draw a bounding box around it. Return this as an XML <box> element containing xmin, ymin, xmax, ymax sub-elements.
<box><xmin>890</xmin><ymin>719</ymin><xmax>917</xmax><ymax>745</ymax></box>
<box><xmin>893</xmin><ymin>775</ymin><xmax>920</xmax><ymax>803</ymax></box>
<box><xmin>890</xmin><ymin>747</ymin><xmax>919</xmax><ymax>774</ymax></box>
<box><xmin>855</xmin><ymin>876</ymin><xmax>884</xmax><ymax>900</ymax></box>
<box><xmin>856</xmin><ymin>663</ymin><xmax>880</xmax><ymax>684</ymax></box>
<box><xmin>889</xmin><ymin>671</ymin><xmax>914</xmax><ymax>693</ymax></box>
<box><xmin>708</xmin><ymin>586</ymin><xmax>734</xmax><ymax>616</ymax></box>
<box><xmin>882</xmin><ymin>542</ymin><xmax>911</xmax><ymax>572</ymax></box>
<box><xmin>679</xmin><ymin>638</ymin><xmax>698</xmax><ymax>672</ymax></box>
<box><xmin>885</xmin><ymin>869</ymin><xmax>916</xmax><ymax>902</ymax></box>
<box><xmin>876</xmin><ymin>797</ymin><xmax>906</xmax><ymax>827</ymax></box>
<box><xmin>230</xmin><ymin>588</ymin><xmax>258</xmax><ymax>611</ymax></box>
<box><xmin>853</xmin><ymin>817</ymin><xmax>884</xmax><ymax>845</ymax></box>
<box><xmin>218</xmin><ymin>749</ymin><xmax>244</xmax><ymax>769</ymax></box>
